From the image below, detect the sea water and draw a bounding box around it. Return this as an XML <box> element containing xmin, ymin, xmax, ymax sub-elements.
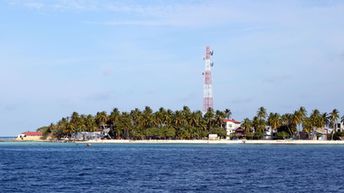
<box><xmin>0</xmin><ymin>137</ymin><xmax>16</xmax><ymax>141</ymax></box>
<box><xmin>1</xmin><ymin>143</ymin><xmax>344</xmax><ymax>193</ymax></box>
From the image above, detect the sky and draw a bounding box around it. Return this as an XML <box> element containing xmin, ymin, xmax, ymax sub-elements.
<box><xmin>0</xmin><ymin>0</ymin><xmax>344</xmax><ymax>136</ymax></box>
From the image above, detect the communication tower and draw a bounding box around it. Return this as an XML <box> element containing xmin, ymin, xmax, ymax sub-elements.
<box><xmin>203</xmin><ymin>46</ymin><xmax>214</xmax><ymax>112</ymax></box>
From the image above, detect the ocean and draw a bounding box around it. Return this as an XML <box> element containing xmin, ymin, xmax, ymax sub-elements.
<box><xmin>1</xmin><ymin>143</ymin><xmax>344</xmax><ymax>192</ymax></box>
<box><xmin>0</xmin><ymin>137</ymin><xmax>16</xmax><ymax>141</ymax></box>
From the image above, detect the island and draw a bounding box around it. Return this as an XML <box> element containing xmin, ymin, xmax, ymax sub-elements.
<box><xmin>14</xmin><ymin>106</ymin><xmax>344</xmax><ymax>144</ymax></box>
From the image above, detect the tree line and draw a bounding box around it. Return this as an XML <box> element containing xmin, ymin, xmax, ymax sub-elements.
<box><xmin>240</xmin><ymin>107</ymin><xmax>344</xmax><ymax>140</ymax></box>
<box><xmin>38</xmin><ymin>106</ymin><xmax>344</xmax><ymax>140</ymax></box>
<box><xmin>38</xmin><ymin>106</ymin><xmax>231</xmax><ymax>140</ymax></box>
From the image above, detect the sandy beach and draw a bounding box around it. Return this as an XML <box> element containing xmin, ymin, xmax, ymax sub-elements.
<box><xmin>76</xmin><ymin>139</ymin><xmax>344</xmax><ymax>145</ymax></box>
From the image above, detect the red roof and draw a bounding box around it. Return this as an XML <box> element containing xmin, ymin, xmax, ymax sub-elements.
<box><xmin>22</xmin><ymin>131</ymin><xmax>42</xmax><ymax>136</ymax></box>
<box><xmin>223</xmin><ymin>119</ymin><xmax>241</xmax><ymax>124</ymax></box>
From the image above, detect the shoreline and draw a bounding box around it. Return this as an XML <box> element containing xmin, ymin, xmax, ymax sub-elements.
<box><xmin>4</xmin><ymin>139</ymin><xmax>344</xmax><ymax>145</ymax></box>
<box><xmin>75</xmin><ymin>139</ymin><xmax>344</xmax><ymax>145</ymax></box>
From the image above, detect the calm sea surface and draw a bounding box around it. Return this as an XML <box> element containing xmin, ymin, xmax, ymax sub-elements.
<box><xmin>0</xmin><ymin>137</ymin><xmax>16</xmax><ymax>141</ymax></box>
<box><xmin>1</xmin><ymin>143</ymin><xmax>344</xmax><ymax>193</ymax></box>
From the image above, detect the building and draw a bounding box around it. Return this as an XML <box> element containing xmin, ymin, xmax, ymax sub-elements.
<box><xmin>71</xmin><ymin>132</ymin><xmax>102</xmax><ymax>141</ymax></box>
<box><xmin>16</xmin><ymin>131</ymin><xmax>43</xmax><ymax>141</ymax></box>
<box><xmin>224</xmin><ymin>119</ymin><xmax>241</xmax><ymax>139</ymax></box>
<box><xmin>336</xmin><ymin>122</ymin><xmax>344</xmax><ymax>132</ymax></box>
<box><xmin>265</xmin><ymin>126</ymin><xmax>273</xmax><ymax>139</ymax></box>
<box><xmin>314</xmin><ymin>128</ymin><xmax>333</xmax><ymax>140</ymax></box>
<box><xmin>208</xmin><ymin>134</ymin><xmax>219</xmax><ymax>140</ymax></box>
<box><xmin>232</xmin><ymin>127</ymin><xmax>245</xmax><ymax>139</ymax></box>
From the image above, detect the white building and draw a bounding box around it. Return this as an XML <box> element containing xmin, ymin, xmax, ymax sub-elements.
<box><xmin>16</xmin><ymin>131</ymin><xmax>43</xmax><ymax>141</ymax></box>
<box><xmin>71</xmin><ymin>132</ymin><xmax>102</xmax><ymax>141</ymax></box>
<box><xmin>265</xmin><ymin>126</ymin><xmax>272</xmax><ymax>139</ymax></box>
<box><xmin>208</xmin><ymin>134</ymin><xmax>219</xmax><ymax>140</ymax></box>
<box><xmin>337</xmin><ymin>122</ymin><xmax>344</xmax><ymax>132</ymax></box>
<box><xmin>224</xmin><ymin>119</ymin><xmax>241</xmax><ymax>139</ymax></box>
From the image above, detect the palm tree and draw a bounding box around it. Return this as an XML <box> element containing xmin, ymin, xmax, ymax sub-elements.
<box><xmin>309</xmin><ymin>109</ymin><xmax>322</xmax><ymax>140</ymax></box>
<box><xmin>241</xmin><ymin>118</ymin><xmax>253</xmax><ymax>139</ymax></box>
<box><xmin>294</xmin><ymin>107</ymin><xmax>307</xmax><ymax>139</ymax></box>
<box><xmin>108</xmin><ymin>108</ymin><xmax>122</xmax><ymax>138</ymax></box>
<box><xmin>42</xmin><ymin>123</ymin><xmax>54</xmax><ymax>139</ymax></box>
<box><xmin>109</xmin><ymin>108</ymin><xmax>121</xmax><ymax>125</ymax></box>
<box><xmin>143</xmin><ymin>106</ymin><xmax>154</xmax><ymax>129</ymax></box>
<box><xmin>298</xmin><ymin>106</ymin><xmax>307</xmax><ymax>118</ymax></box>
<box><xmin>85</xmin><ymin>114</ymin><xmax>97</xmax><ymax>132</ymax></box>
<box><xmin>182</xmin><ymin>106</ymin><xmax>192</xmax><ymax>116</ymax></box>
<box><xmin>173</xmin><ymin>110</ymin><xmax>184</xmax><ymax>130</ymax></box>
<box><xmin>130</xmin><ymin>108</ymin><xmax>148</xmax><ymax>139</ymax></box>
<box><xmin>253</xmin><ymin>107</ymin><xmax>267</xmax><ymax>138</ymax></box>
<box><xmin>189</xmin><ymin>111</ymin><xmax>200</xmax><ymax>128</ymax></box>
<box><xmin>204</xmin><ymin>108</ymin><xmax>215</xmax><ymax>131</ymax></box>
<box><xmin>215</xmin><ymin>110</ymin><xmax>227</xmax><ymax>128</ymax></box>
<box><xmin>329</xmin><ymin>109</ymin><xmax>339</xmax><ymax>140</ymax></box>
<box><xmin>224</xmin><ymin>109</ymin><xmax>232</xmax><ymax>119</ymax></box>
<box><xmin>193</xmin><ymin>110</ymin><xmax>207</xmax><ymax>134</ymax></box>
<box><xmin>321</xmin><ymin>113</ymin><xmax>329</xmax><ymax>127</ymax></box>
<box><xmin>166</xmin><ymin>109</ymin><xmax>174</xmax><ymax>128</ymax></box>
<box><xmin>281</xmin><ymin>113</ymin><xmax>294</xmax><ymax>137</ymax></box>
<box><xmin>117</xmin><ymin>112</ymin><xmax>132</xmax><ymax>139</ymax></box>
<box><xmin>268</xmin><ymin>113</ymin><xmax>281</xmax><ymax>138</ymax></box>
<box><xmin>292</xmin><ymin>111</ymin><xmax>302</xmax><ymax>139</ymax></box>
<box><xmin>56</xmin><ymin>117</ymin><xmax>71</xmax><ymax>138</ymax></box>
<box><xmin>69</xmin><ymin>112</ymin><xmax>84</xmax><ymax>133</ymax></box>
<box><xmin>290</xmin><ymin>113</ymin><xmax>301</xmax><ymax>138</ymax></box>
<box><xmin>182</xmin><ymin>106</ymin><xmax>192</xmax><ymax>127</ymax></box>
<box><xmin>302</xmin><ymin>117</ymin><xmax>312</xmax><ymax>138</ymax></box>
<box><xmin>95</xmin><ymin>111</ymin><xmax>108</xmax><ymax>130</ymax></box>
<box><xmin>252</xmin><ymin>116</ymin><xmax>264</xmax><ymax>139</ymax></box>
<box><xmin>130</xmin><ymin>108</ymin><xmax>142</xmax><ymax>128</ymax></box>
<box><xmin>154</xmin><ymin>107</ymin><xmax>167</xmax><ymax>129</ymax></box>
<box><xmin>257</xmin><ymin>107</ymin><xmax>267</xmax><ymax>121</ymax></box>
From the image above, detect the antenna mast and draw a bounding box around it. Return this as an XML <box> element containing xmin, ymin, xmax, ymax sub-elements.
<box><xmin>203</xmin><ymin>46</ymin><xmax>214</xmax><ymax>112</ymax></box>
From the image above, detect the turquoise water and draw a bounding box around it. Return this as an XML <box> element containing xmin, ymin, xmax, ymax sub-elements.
<box><xmin>0</xmin><ymin>137</ymin><xmax>15</xmax><ymax>141</ymax></box>
<box><xmin>1</xmin><ymin>142</ymin><xmax>344</xmax><ymax>192</ymax></box>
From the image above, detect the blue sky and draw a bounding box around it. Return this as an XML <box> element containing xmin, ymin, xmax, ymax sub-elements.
<box><xmin>1</xmin><ymin>0</ymin><xmax>344</xmax><ymax>136</ymax></box>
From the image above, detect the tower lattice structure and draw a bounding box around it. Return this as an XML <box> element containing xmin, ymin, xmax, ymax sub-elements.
<box><xmin>203</xmin><ymin>46</ymin><xmax>214</xmax><ymax>112</ymax></box>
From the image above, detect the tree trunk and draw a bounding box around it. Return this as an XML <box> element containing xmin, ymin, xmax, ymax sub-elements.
<box><xmin>331</xmin><ymin>124</ymin><xmax>337</xmax><ymax>140</ymax></box>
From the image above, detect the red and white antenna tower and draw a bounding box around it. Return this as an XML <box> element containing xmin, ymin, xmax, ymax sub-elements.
<box><xmin>203</xmin><ymin>46</ymin><xmax>214</xmax><ymax>112</ymax></box>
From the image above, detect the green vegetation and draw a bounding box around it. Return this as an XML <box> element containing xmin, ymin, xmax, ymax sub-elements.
<box><xmin>241</xmin><ymin>107</ymin><xmax>342</xmax><ymax>140</ymax></box>
<box><xmin>41</xmin><ymin>106</ymin><xmax>231</xmax><ymax>140</ymax></box>
<box><xmin>38</xmin><ymin>106</ymin><xmax>343</xmax><ymax>140</ymax></box>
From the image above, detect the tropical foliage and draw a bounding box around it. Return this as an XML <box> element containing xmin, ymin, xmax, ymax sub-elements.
<box><xmin>241</xmin><ymin>107</ymin><xmax>342</xmax><ymax>140</ymax></box>
<box><xmin>38</xmin><ymin>106</ymin><xmax>343</xmax><ymax>140</ymax></box>
<box><xmin>40</xmin><ymin>106</ymin><xmax>230</xmax><ymax>140</ymax></box>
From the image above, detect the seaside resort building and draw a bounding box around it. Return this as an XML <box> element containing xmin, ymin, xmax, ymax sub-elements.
<box><xmin>16</xmin><ymin>131</ymin><xmax>43</xmax><ymax>141</ymax></box>
<box><xmin>71</xmin><ymin>132</ymin><xmax>102</xmax><ymax>141</ymax></box>
<box><xmin>337</xmin><ymin>122</ymin><xmax>344</xmax><ymax>132</ymax></box>
<box><xmin>224</xmin><ymin>119</ymin><xmax>241</xmax><ymax>139</ymax></box>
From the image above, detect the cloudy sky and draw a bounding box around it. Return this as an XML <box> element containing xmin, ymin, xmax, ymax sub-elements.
<box><xmin>1</xmin><ymin>0</ymin><xmax>343</xmax><ymax>136</ymax></box>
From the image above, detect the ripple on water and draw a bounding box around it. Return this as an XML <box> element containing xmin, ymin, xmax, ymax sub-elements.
<box><xmin>1</xmin><ymin>143</ymin><xmax>344</xmax><ymax>192</ymax></box>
